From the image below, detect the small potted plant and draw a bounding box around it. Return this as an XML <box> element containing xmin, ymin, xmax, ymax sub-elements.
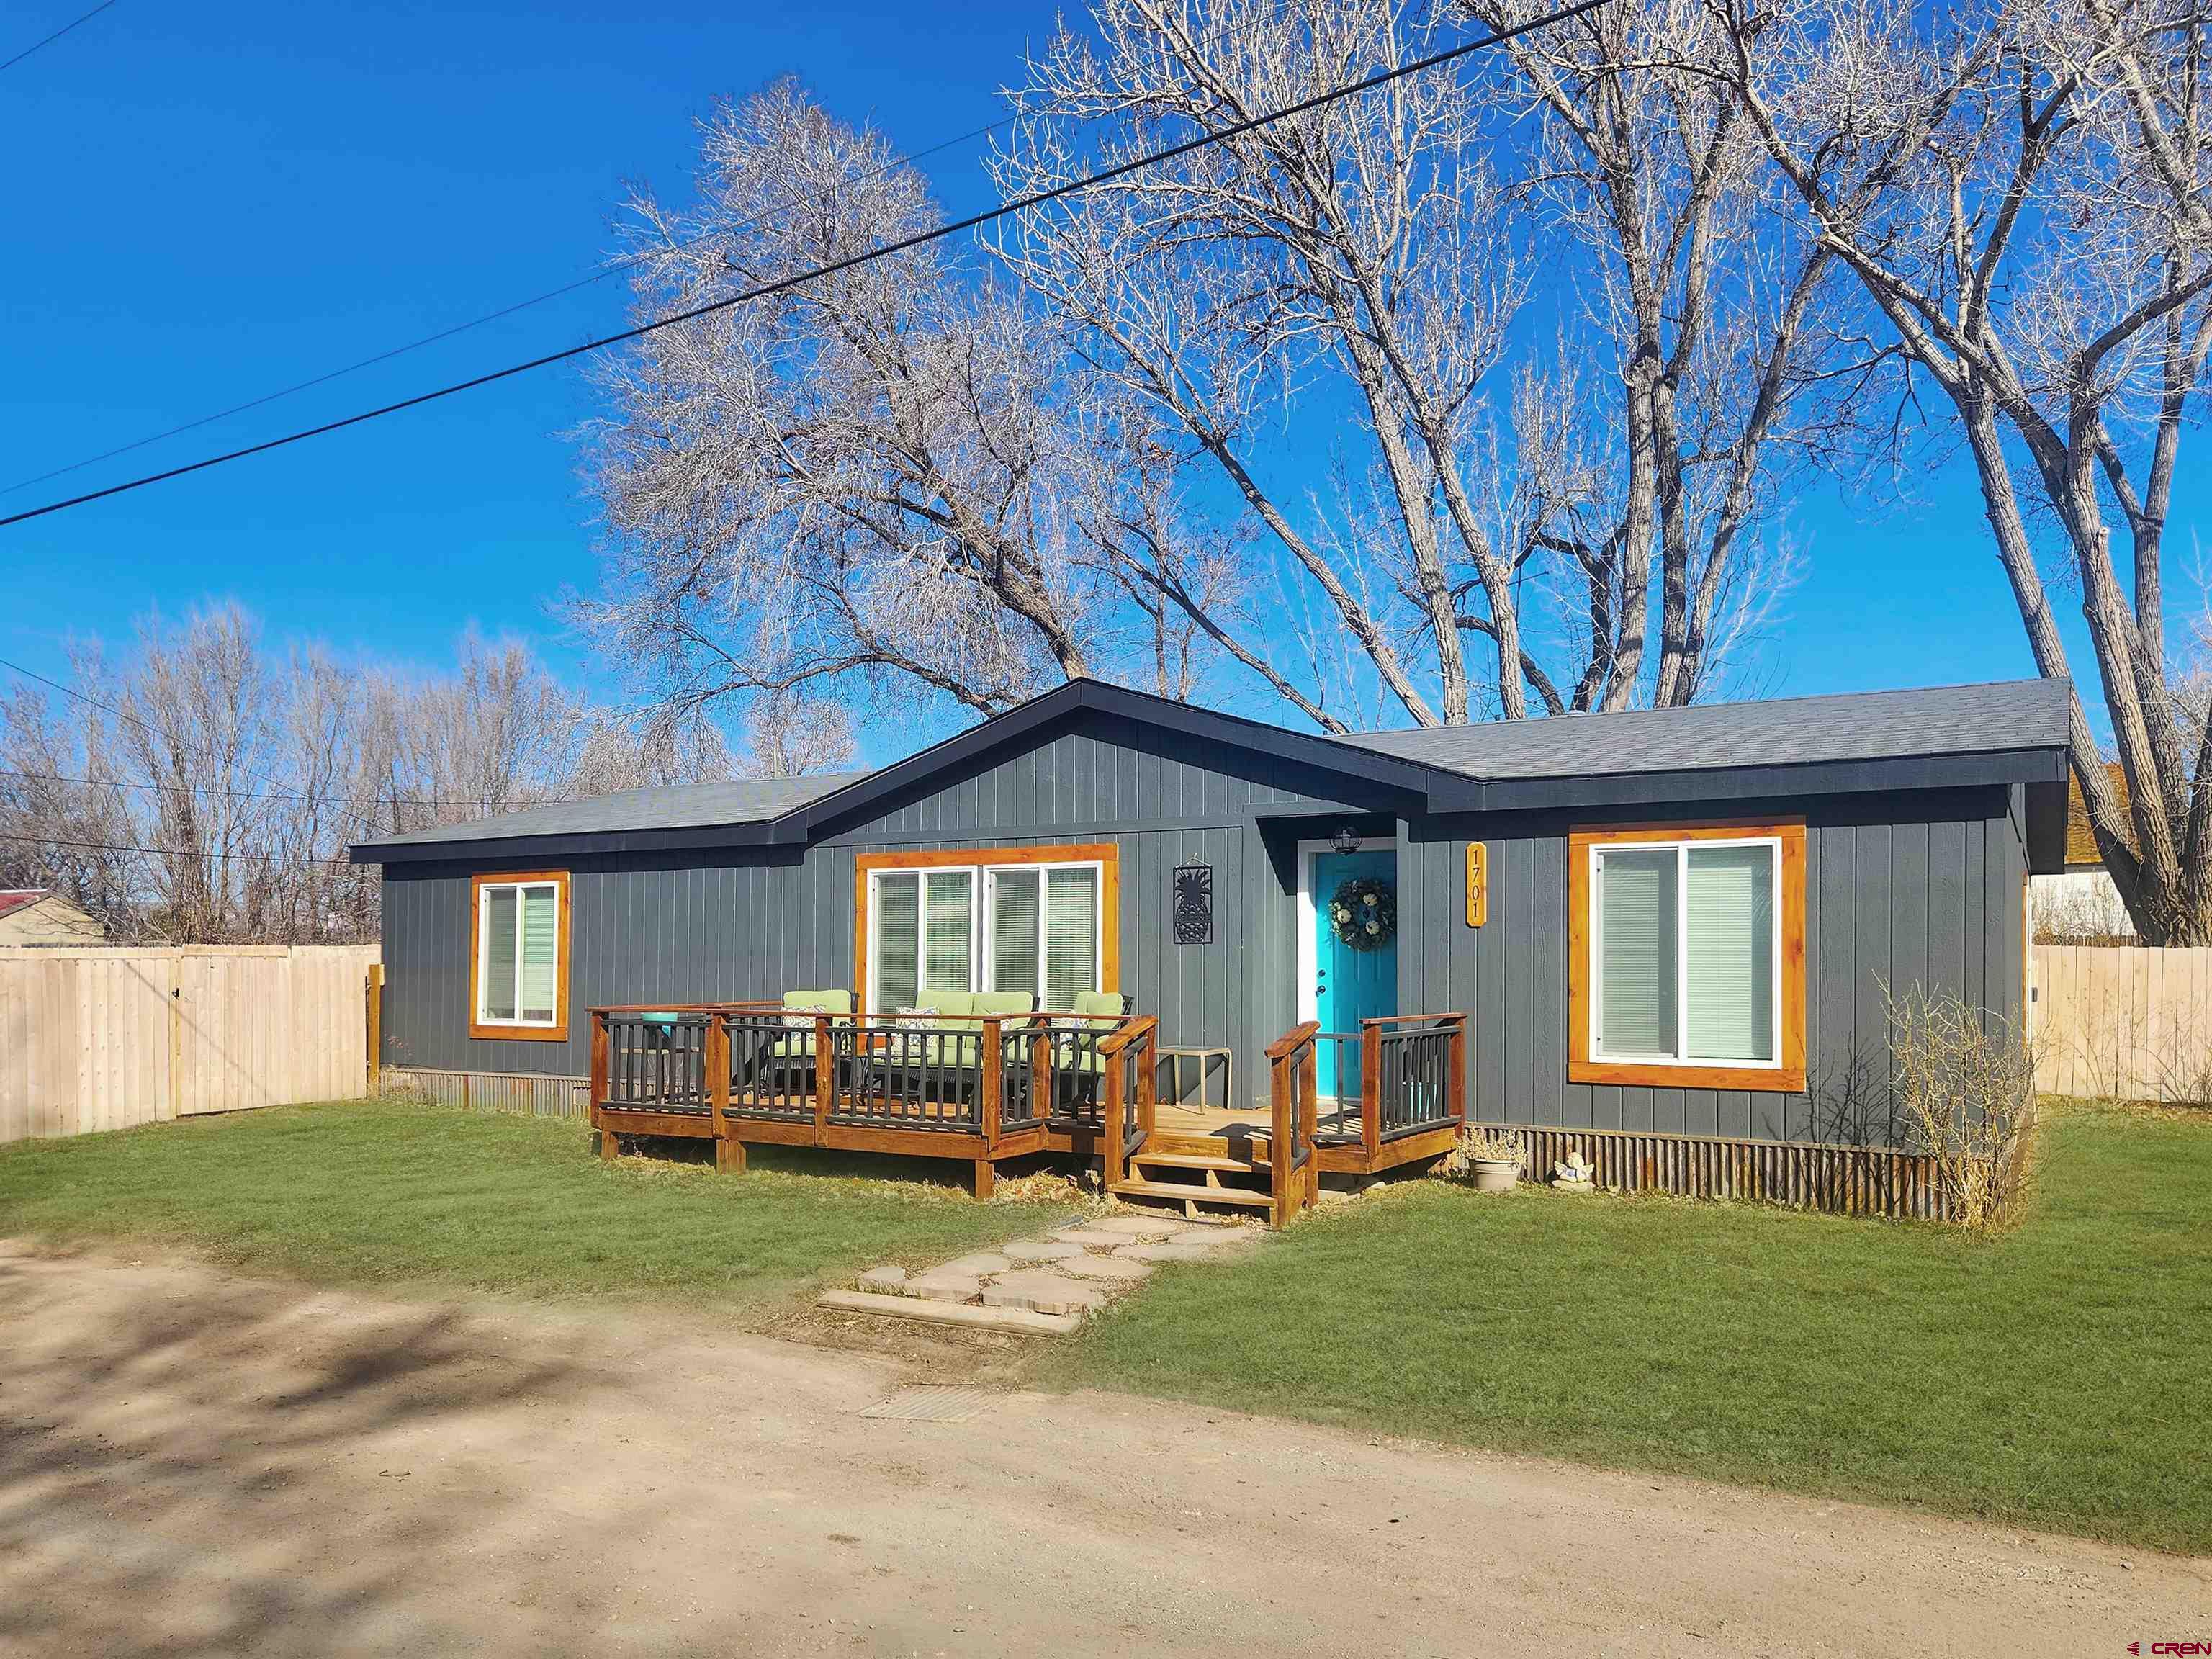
<box><xmin>1457</xmin><ymin>1126</ymin><xmax>1523</xmax><ymax>1193</ymax></box>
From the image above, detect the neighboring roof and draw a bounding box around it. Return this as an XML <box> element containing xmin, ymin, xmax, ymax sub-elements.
<box><xmin>1338</xmin><ymin>678</ymin><xmax>2072</xmax><ymax>783</ymax></box>
<box><xmin>353</xmin><ymin>771</ymin><xmax>869</xmax><ymax>855</ymax></box>
<box><xmin>0</xmin><ymin>889</ymin><xmax>107</xmax><ymax>944</ymax></box>
<box><xmin>2064</xmin><ymin>762</ymin><xmax>2134</xmax><ymax>868</ymax></box>
<box><xmin>351</xmin><ymin>676</ymin><xmax>2072</xmax><ymax>867</ymax></box>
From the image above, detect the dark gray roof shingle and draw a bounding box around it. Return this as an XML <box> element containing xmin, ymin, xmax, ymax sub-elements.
<box><xmin>356</xmin><ymin>770</ymin><xmax>871</xmax><ymax>853</ymax></box>
<box><xmin>1333</xmin><ymin>678</ymin><xmax>2068</xmax><ymax>781</ymax></box>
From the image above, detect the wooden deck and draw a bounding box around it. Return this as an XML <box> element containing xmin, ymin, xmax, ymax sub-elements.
<box><xmin>588</xmin><ymin>1003</ymin><xmax>1466</xmax><ymax>1227</ymax></box>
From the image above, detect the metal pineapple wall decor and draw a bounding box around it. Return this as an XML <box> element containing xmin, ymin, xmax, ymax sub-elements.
<box><xmin>1172</xmin><ymin>863</ymin><xmax>1214</xmax><ymax>945</ymax></box>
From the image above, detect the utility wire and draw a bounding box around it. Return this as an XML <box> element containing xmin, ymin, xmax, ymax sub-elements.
<box><xmin>3</xmin><ymin>0</ymin><xmax>1310</xmax><ymax>499</ymax></box>
<box><xmin>0</xmin><ymin>0</ymin><xmax>115</xmax><ymax>76</ymax></box>
<box><xmin>0</xmin><ymin>655</ymin><xmax>393</xmax><ymax>840</ymax></box>
<box><xmin>0</xmin><ymin>765</ymin><xmax>471</xmax><ymax>811</ymax></box>
<box><xmin>0</xmin><ymin>113</ymin><xmax>1026</xmax><ymax>498</ymax></box>
<box><xmin>0</xmin><ymin>832</ymin><xmax>356</xmax><ymax>868</ymax></box>
<box><xmin>0</xmin><ymin>0</ymin><xmax>1610</xmax><ymax>531</ymax></box>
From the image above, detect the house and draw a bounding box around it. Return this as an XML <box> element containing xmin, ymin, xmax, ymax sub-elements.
<box><xmin>0</xmin><ymin>889</ymin><xmax>107</xmax><ymax>945</ymax></box>
<box><xmin>2030</xmin><ymin>762</ymin><xmax>2136</xmax><ymax>940</ymax></box>
<box><xmin>351</xmin><ymin>676</ymin><xmax>2069</xmax><ymax>1222</ymax></box>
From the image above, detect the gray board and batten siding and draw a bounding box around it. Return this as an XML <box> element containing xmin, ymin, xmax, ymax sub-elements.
<box><xmin>379</xmin><ymin>706</ymin><xmax>1392</xmax><ymax>1102</ymax></box>
<box><xmin>367</xmin><ymin>679</ymin><xmax>2062</xmax><ymax>1151</ymax></box>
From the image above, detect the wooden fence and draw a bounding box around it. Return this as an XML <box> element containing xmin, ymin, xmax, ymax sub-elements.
<box><xmin>0</xmin><ymin>944</ymin><xmax>382</xmax><ymax>1143</ymax></box>
<box><xmin>2033</xmin><ymin>944</ymin><xmax>2212</xmax><ymax>1104</ymax></box>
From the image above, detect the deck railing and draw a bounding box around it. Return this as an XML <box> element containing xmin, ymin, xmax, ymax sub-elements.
<box><xmin>1305</xmin><ymin>1014</ymin><xmax>1466</xmax><ymax>1153</ymax></box>
<box><xmin>1263</xmin><ymin>1020</ymin><xmax>1321</xmax><ymax>1226</ymax></box>
<box><xmin>1367</xmin><ymin>1015</ymin><xmax>1466</xmax><ymax>1141</ymax></box>
<box><xmin>1097</xmin><ymin>1016</ymin><xmax>1159</xmax><ymax>1190</ymax></box>
<box><xmin>589</xmin><ymin>1003</ymin><xmax>1147</xmax><ymax>1157</ymax></box>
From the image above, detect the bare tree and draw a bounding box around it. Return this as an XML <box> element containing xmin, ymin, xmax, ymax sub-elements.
<box><xmin>1</xmin><ymin>614</ymin><xmax>749</xmax><ymax>944</ymax></box>
<box><xmin>1714</xmin><ymin>0</ymin><xmax>2212</xmax><ymax>940</ymax></box>
<box><xmin>994</xmin><ymin>0</ymin><xmax>1824</xmax><ymax>724</ymax></box>
<box><xmin>581</xmin><ymin>82</ymin><xmax>1117</xmax><ymax>723</ymax></box>
<box><xmin>738</xmin><ymin>688</ymin><xmax>858</xmax><ymax>778</ymax></box>
<box><xmin>1471</xmin><ymin>0</ymin><xmax>1835</xmax><ymax>709</ymax></box>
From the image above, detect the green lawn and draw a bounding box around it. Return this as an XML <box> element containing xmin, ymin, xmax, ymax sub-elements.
<box><xmin>0</xmin><ymin>1097</ymin><xmax>1073</xmax><ymax>1313</ymax></box>
<box><xmin>1051</xmin><ymin>1100</ymin><xmax>2212</xmax><ymax>1555</ymax></box>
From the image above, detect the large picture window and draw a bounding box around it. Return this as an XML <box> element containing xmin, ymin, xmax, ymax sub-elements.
<box><xmin>1568</xmin><ymin>824</ymin><xmax>1804</xmax><ymax>1092</ymax></box>
<box><xmin>469</xmin><ymin>870</ymin><xmax>570</xmax><ymax>1041</ymax></box>
<box><xmin>857</xmin><ymin>845</ymin><xmax>1117</xmax><ymax>1014</ymax></box>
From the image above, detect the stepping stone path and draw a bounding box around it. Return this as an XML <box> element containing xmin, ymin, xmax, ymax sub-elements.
<box><xmin>826</xmin><ymin>1212</ymin><xmax>1268</xmax><ymax>1335</ymax></box>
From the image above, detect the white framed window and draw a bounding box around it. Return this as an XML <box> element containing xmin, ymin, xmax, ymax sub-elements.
<box><xmin>470</xmin><ymin>870</ymin><xmax>569</xmax><ymax>1040</ymax></box>
<box><xmin>1570</xmin><ymin>824</ymin><xmax>1804</xmax><ymax>1092</ymax></box>
<box><xmin>861</xmin><ymin>847</ymin><xmax>1111</xmax><ymax>1012</ymax></box>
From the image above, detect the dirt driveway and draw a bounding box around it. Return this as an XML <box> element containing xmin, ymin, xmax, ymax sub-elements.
<box><xmin>1</xmin><ymin>1241</ymin><xmax>2201</xmax><ymax>1658</ymax></box>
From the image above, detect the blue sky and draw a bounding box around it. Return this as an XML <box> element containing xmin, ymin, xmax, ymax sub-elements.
<box><xmin>1</xmin><ymin>0</ymin><xmax>2188</xmax><ymax>763</ymax></box>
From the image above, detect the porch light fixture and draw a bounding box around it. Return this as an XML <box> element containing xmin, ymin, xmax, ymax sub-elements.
<box><xmin>1331</xmin><ymin>825</ymin><xmax>1361</xmax><ymax>856</ymax></box>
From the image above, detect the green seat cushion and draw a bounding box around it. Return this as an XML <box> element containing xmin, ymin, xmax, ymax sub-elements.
<box><xmin>781</xmin><ymin>989</ymin><xmax>852</xmax><ymax>1015</ymax></box>
<box><xmin>1070</xmin><ymin>990</ymin><xmax>1127</xmax><ymax>1019</ymax></box>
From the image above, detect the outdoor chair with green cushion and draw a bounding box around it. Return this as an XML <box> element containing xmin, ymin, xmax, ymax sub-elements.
<box><xmin>744</xmin><ymin>990</ymin><xmax>852</xmax><ymax>1094</ymax></box>
<box><xmin>1051</xmin><ymin>990</ymin><xmax>1129</xmax><ymax>1118</ymax></box>
<box><xmin>881</xmin><ymin>989</ymin><xmax>1035</xmax><ymax>1069</ymax></box>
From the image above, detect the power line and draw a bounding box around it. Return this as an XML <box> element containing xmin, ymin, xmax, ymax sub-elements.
<box><xmin>0</xmin><ymin>655</ymin><xmax>392</xmax><ymax>839</ymax></box>
<box><xmin>0</xmin><ymin>0</ymin><xmax>115</xmax><ymax>76</ymax></box>
<box><xmin>0</xmin><ymin>114</ymin><xmax>1030</xmax><ymax>499</ymax></box>
<box><xmin>0</xmin><ymin>765</ymin><xmax>467</xmax><ymax>811</ymax></box>
<box><xmin>0</xmin><ymin>831</ymin><xmax>357</xmax><ymax>868</ymax></box>
<box><xmin>0</xmin><ymin>0</ymin><xmax>1611</xmax><ymax>531</ymax></box>
<box><xmin>3</xmin><ymin>0</ymin><xmax>1309</xmax><ymax>499</ymax></box>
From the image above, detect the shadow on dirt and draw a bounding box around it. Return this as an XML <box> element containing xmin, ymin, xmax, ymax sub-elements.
<box><xmin>0</xmin><ymin>1246</ymin><xmax>601</xmax><ymax>1657</ymax></box>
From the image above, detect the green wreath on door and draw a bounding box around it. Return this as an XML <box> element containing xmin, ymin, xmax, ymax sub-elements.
<box><xmin>1328</xmin><ymin>876</ymin><xmax>1396</xmax><ymax>950</ymax></box>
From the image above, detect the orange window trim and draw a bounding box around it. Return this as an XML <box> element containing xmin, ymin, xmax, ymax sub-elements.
<box><xmin>1567</xmin><ymin>821</ymin><xmax>1807</xmax><ymax>1094</ymax></box>
<box><xmin>468</xmin><ymin>869</ymin><xmax>571</xmax><ymax>1043</ymax></box>
<box><xmin>853</xmin><ymin>843</ymin><xmax>1120</xmax><ymax>1016</ymax></box>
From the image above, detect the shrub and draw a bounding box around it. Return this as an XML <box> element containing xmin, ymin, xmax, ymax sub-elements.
<box><xmin>1885</xmin><ymin>984</ymin><xmax>2038</xmax><ymax>1231</ymax></box>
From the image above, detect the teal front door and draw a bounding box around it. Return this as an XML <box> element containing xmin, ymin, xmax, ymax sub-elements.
<box><xmin>1312</xmin><ymin>847</ymin><xmax>1398</xmax><ymax>1100</ymax></box>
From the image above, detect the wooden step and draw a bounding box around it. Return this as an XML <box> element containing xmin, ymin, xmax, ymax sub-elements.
<box><xmin>1129</xmin><ymin>1151</ymin><xmax>1262</xmax><ymax>1175</ymax></box>
<box><xmin>1107</xmin><ymin>1178</ymin><xmax>1274</xmax><ymax>1210</ymax></box>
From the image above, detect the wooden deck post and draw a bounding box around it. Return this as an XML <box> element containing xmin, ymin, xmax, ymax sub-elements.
<box><xmin>706</xmin><ymin>1012</ymin><xmax>732</xmax><ymax>1169</ymax></box>
<box><xmin>1268</xmin><ymin>1046</ymin><xmax>1292</xmax><ymax>1228</ymax></box>
<box><xmin>1136</xmin><ymin>1020</ymin><xmax>1156</xmax><ymax>1148</ymax></box>
<box><xmin>1298</xmin><ymin>1036</ymin><xmax>1319</xmax><ymax>1211</ymax></box>
<box><xmin>1359</xmin><ymin>1022</ymin><xmax>1382</xmax><ymax>1155</ymax></box>
<box><xmin>1031</xmin><ymin>1018</ymin><xmax>1052</xmax><ymax>1127</ymax></box>
<box><xmin>1100</xmin><ymin>1032</ymin><xmax>1128</xmax><ymax>1191</ymax></box>
<box><xmin>980</xmin><ymin>1017</ymin><xmax>1003</xmax><ymax>1152</ymax></box>
<box><xmin>812</xmin><ymin>1014</ymin><xmax>834</xmax><ymax>1148</ymax></box>
<box><xmin>589</xmin><ymin>1009</ymin><xmax>609</xmax><ymax>1156</ymax></box>
<box><xmin>1447</xmin><ymin>1013</ymin><xmax>1467</xmax><ymax>1124</ymax></box>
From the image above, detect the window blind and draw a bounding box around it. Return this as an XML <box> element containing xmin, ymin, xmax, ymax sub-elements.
<box><xmin>1598</xmin><ymin>849</ymin><xmax>1676</xmax><ymax>1056</ymax></box>
<box><xmin>990</xmin><ymin>869</ymin><xmax>1040</xmax><ymax>995</ymax></box>
<box><xmin>518</xmin><ymin>885</ymin><xmax>558</xmax><ymax>1022</ymax></box>
<box><xmin>483</xmin><ymin>886</ymin><xmax>518</xmax><ymax>1020</ymax></box>
<box><xmin>923</xmin><ymin>871</ymin><xmax>974</xmax><ymax>995</ymax></box>
<box><xmin>1685</xmin><ymin>845</ymin><xmax>1775</xmax><ymax>1061</ymax></box>
<box><xmin>1044</xmin><ymin>866</ymin><xmax>1099</xmax><ymax>1010</ymax></box>
<box><xmin>875</xmin><ymin>873</ymin><xmax>920</xmax><ymax>1010</ymax></box>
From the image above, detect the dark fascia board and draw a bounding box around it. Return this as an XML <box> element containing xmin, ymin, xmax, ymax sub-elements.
<box><xmin>760</xmin><ymin>678</ymin><xmax>1483</xmax><ymax>843</ymax></box>
<box><xmin>1473</xmin><ymin>746</ymin><xmax>2068</xmax><ymax>815</ymax></box>
<box><xmin>357</xmin><ymin>819</ymin><xmax>797</xmax><ymax>866</ymax></box>
<box><xmin>354</xmin><ymin>681</ymin><xmax>2069</xmax><ymax>867</ymax></box>
<box><xmin>355</xmin><ymin>680</ymin><xmax>1480</xmax><ymax>866</ymax></box>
